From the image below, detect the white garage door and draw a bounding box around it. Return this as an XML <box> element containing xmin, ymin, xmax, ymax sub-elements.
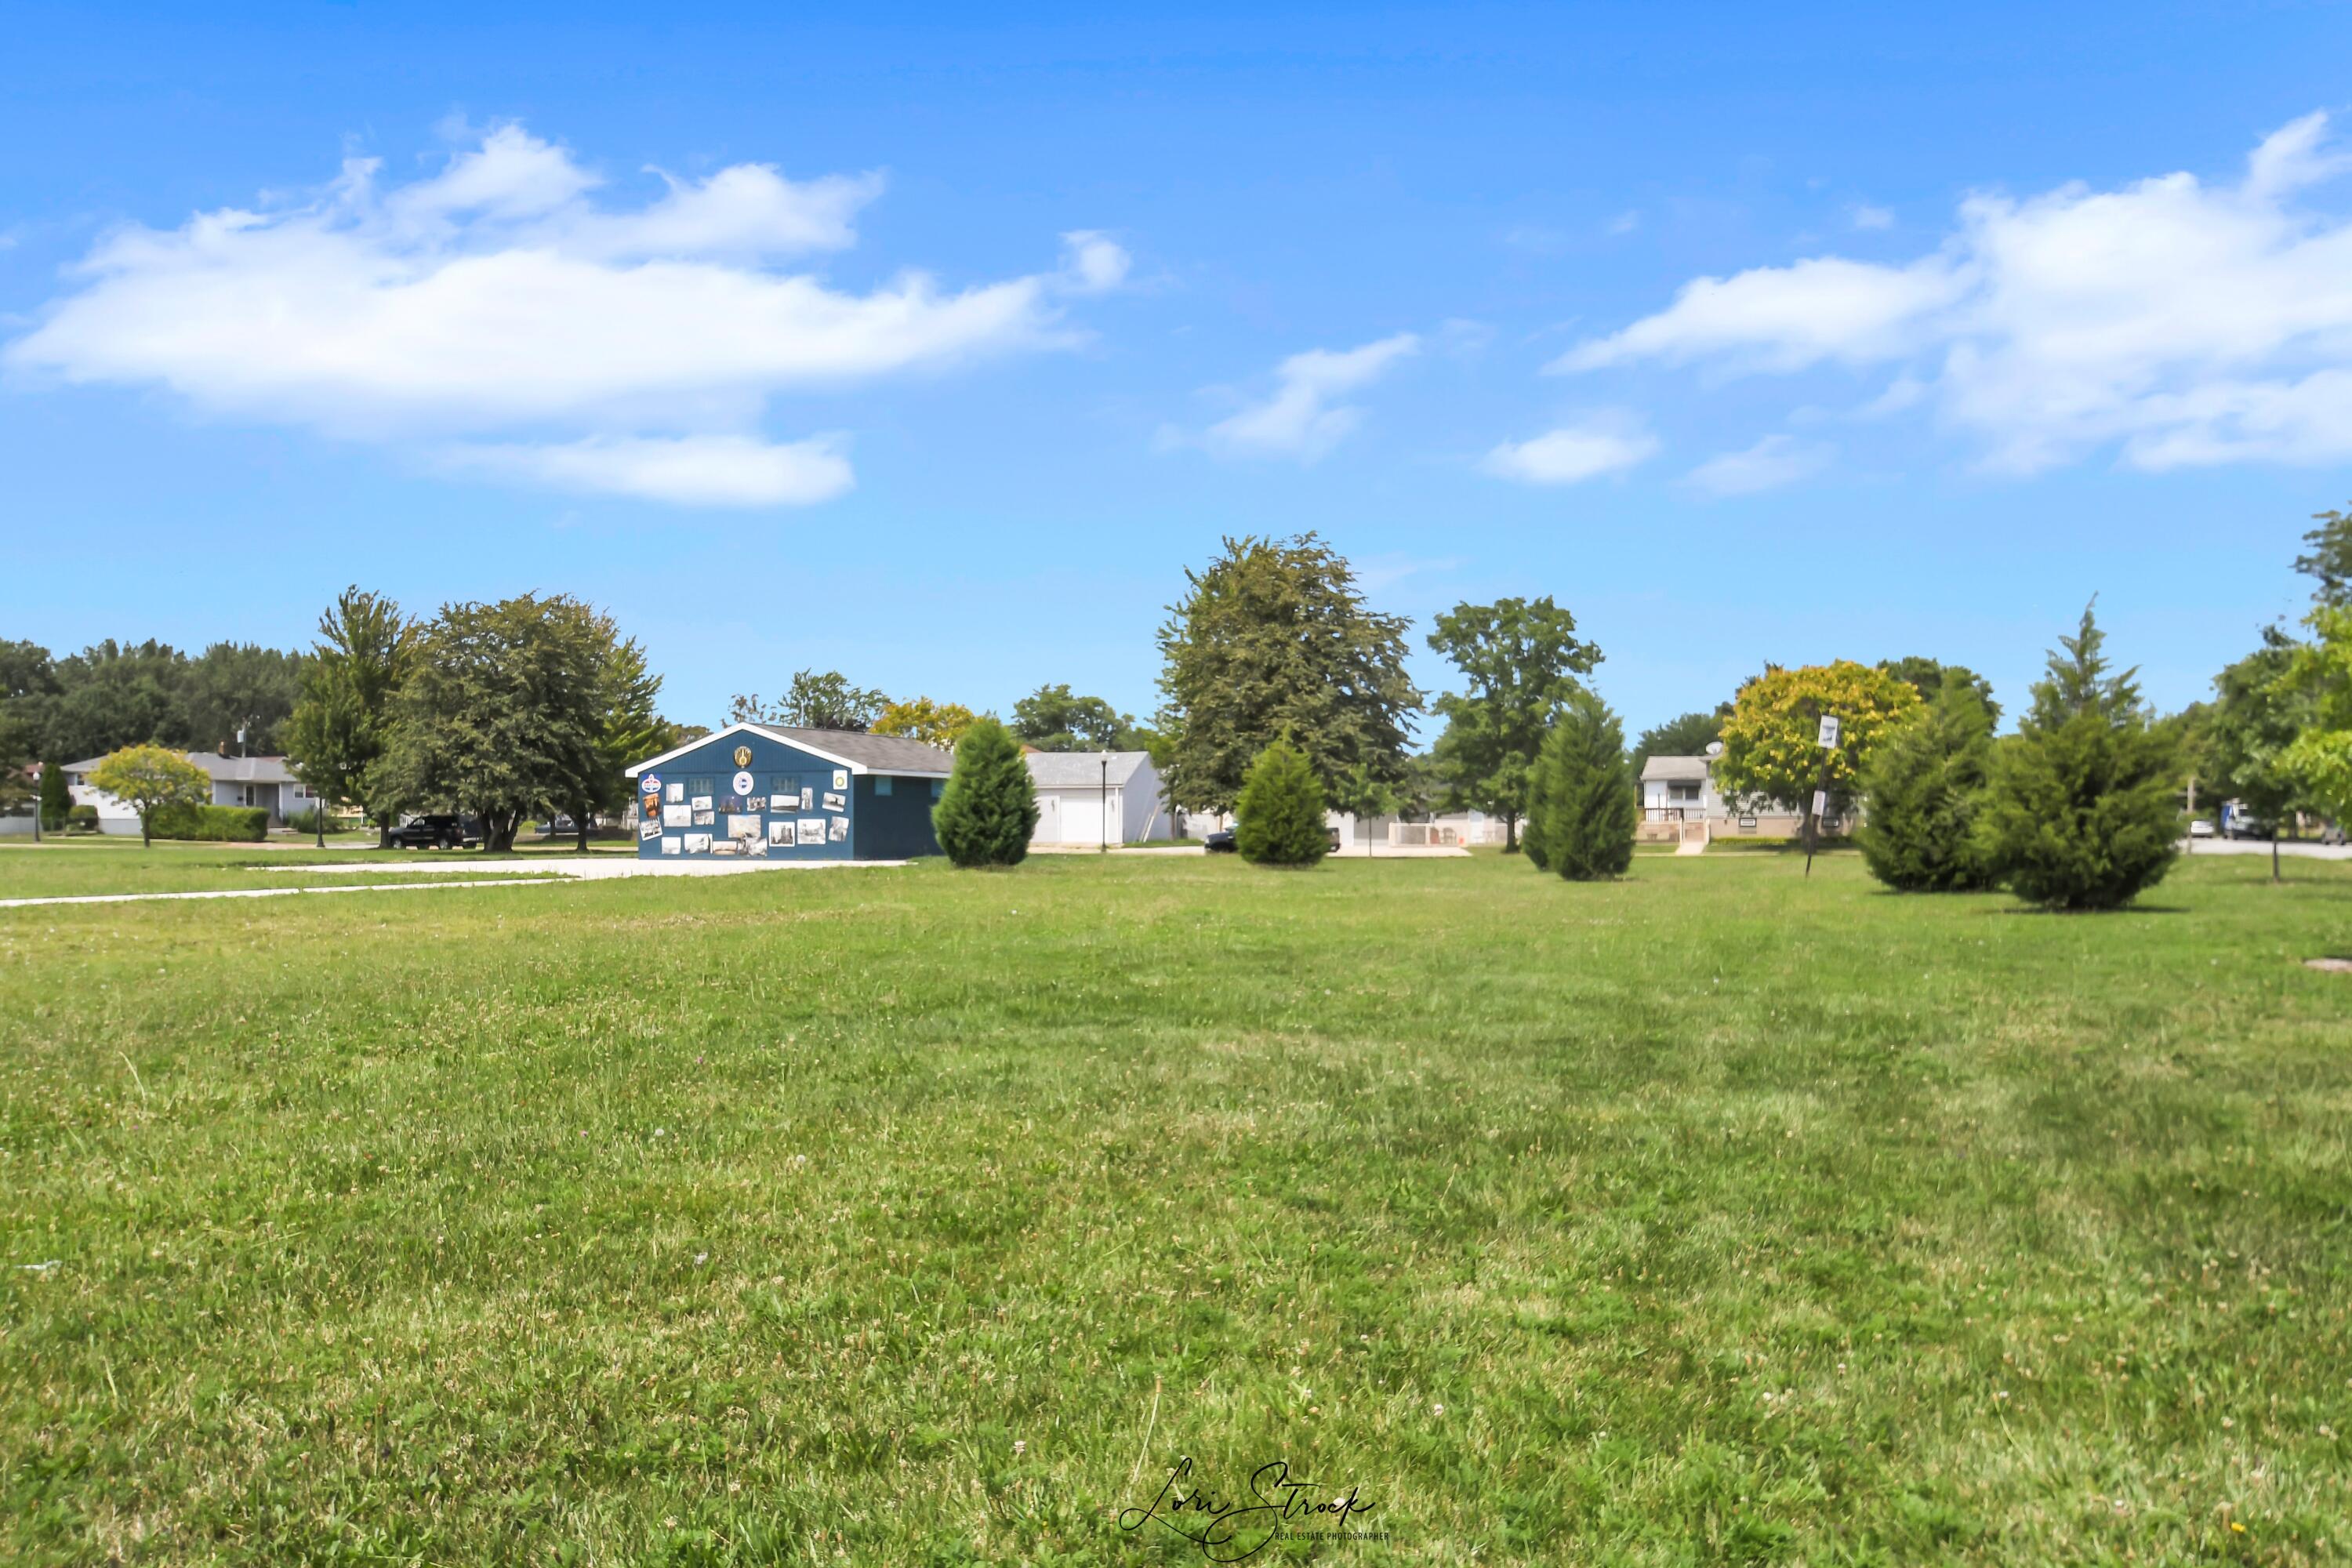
<box><xmin>1037</xmin><ymin>789</ymin><xmax>1108</xmax><ymax>845</ymax></box>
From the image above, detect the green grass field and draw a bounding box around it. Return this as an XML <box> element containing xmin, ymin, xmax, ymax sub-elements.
<box><xmin>0</xmin><ymin>842</ymin><xmax>567</xmax><ymax>901</ymax></box>
<box><xmin>3</xmin><ymin>848</ymin><xmax>2349</xmax><ymax>1564</ymax></box>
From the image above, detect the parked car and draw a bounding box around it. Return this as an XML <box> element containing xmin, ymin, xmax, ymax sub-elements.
<box><xmin>2187</xmin><ymin>818</ymin><xmax>2216</xmax><ymax>839</ymax></box>
<box><xmin>1202</xmin><ymin>824</ymin><xmax>1344</xmax><ymax>853</ymax></box>
<box><xmin>2321</xmin><ymin>822</ymin><xmax>2348</xmax><ymax>846</ymax></box>
<box><xmin>387</xmin><ymin>814</ymin><xmax>484</xmax><ymax>849</ymax></box>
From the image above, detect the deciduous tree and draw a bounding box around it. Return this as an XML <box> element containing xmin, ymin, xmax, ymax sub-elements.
<box><xmin>1876</xmin><ymin>656</ymin><xmax>2000</xmax><ymax>722</ymax></box>
<box><xmin>1713</xmin><ymin>662</ymin><xmax>1921</xmax><ymax>837</ymax></box>
<box><xmin>730</xmin><ymin>670</ymin><xmax>889</xmax><ymax>732</ymax></box>
<box><xmin>2203</xmin><ymin>628</ymin><xmax>2314</xmax><ymax>880</ymax></box>
<box><xmin>874</xmin><ymin>696</ymin><xmax>982</xmax><ymax>751</ymax></box>
<box><xmin>1010</xmin><ymin>684</ymin><xmax>1151</xmax><ymax>750</ymax></box>
<box><xmin>2283</xmin><ymin>603</ymin><xmax>2352</xmax><ymax>830</ymax></box>
<box><xmin>569</xmin><ymin>633</ymin><xmax>666</xmax><ymax>852</ymax></box>
<box><xmin>2296</xmin><ymin>503</ymin><xmax>2352</xmax><ymax>608</ymax></box>
<box><xmin>182</xmin><ymin>642</ymin><xmax>305</xmax><ymax>755</ymax></box>
<box><xmin>1156</xmin><ymin>534</ymin><xmax>1417</xmax><ymax>815</ymax></box>
<box><xmin>1630</xmin><ymin>710</ymin><xmax>1725</xmax><ymax>780</ymax></box>
<box><xmin>379</xmin><ymin>594</ymin><xmax>618</xmax><ymax>853</ymax></box>
<box><xmin>87</xmin><ymin>743</ymin><xmax>209</xmax><ymax>848</ymax></box>
<box><xmin>1425</xmin><ymin>596</ymin><xmax>1601</xmax><ymax>851</ymax></box>
<box><xmin>286</xmin><ymin>587</ymin><xmax>416</xmax><ymax>847</ymax></box>
<box><xmin>42</xmin><ymin>640</ymin><xmax>191</xmax><ymax>763</ymax></box>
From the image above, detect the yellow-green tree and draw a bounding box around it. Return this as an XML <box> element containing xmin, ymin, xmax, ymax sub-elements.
<box><xmin>873</xmin><ymin>697</ymin><xmax>982</xmax><ymax>752</ymax></box>
<box><xmin>87</xmin><ymin>744</ymin><xmax>209</xmax><ymax>848</ymax></box>
<box><xmin>2283</xmin><ymin>603</ymin><xmax>2352</xmax><ymax>825</ymax></box>
<box><xmin>1713</xmin><ymin>662</ymin><xmax>1922</xmax><ymax>832</ymax></box>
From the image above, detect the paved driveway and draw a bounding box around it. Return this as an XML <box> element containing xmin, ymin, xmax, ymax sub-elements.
<box><xmin>2181</xmin><ymin>837</ymin><xmax>2352</xmax><ymax>862</ymax></box>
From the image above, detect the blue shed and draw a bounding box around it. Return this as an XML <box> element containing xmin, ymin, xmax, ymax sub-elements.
<box><xmin>623</xmin><ymin>723</ymin><xmax>954</xmax><ymax>862</ymax></box>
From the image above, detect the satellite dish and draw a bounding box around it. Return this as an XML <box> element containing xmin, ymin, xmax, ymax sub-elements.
<box><xmin>1704</xmin><ymin>740</ymin><xmax>1724</xmax><ymax>757</ymax></box>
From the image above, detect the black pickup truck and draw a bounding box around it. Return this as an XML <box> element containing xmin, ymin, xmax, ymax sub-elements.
<box><xmin>387</xmin><ymin>814</ymin><xmax>485</xmax><ymax>849</ymax></box>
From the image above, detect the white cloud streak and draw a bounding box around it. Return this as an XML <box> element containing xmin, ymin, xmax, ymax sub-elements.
<box><xmin>1682</xmin><ymin>435</ymin><xmax>1833</xmax><ymax>496</ymax></box>
<box><xmin>1195</xmin><ymin>333</ymin><xmax>1421</xmax><ymax>462</ymax></box>
<box><xmin>4</xmin><ymin>124</ymin><xmax>1126</xmax><ymax>506</ymax></box>
<box><xmin>1551</xmin><ymin>112</ymin><xmax>2352</xmax><ymax>474</ymax></box>
<box><xmin>444</xmin><ymin>434</ymin><xmax>855</xmax><ymax>507</ymax></box>
<box><xmin>1483</xmin><ymin>419</ymin><xmax>1657</xmax><ymax>485</ymax></box>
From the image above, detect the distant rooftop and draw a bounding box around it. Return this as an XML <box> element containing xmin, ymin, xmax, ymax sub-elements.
<box><xmin>64</xmin><ymin>751</ymin><xmax>297</xmax><ymax>783</ymax></box>
<box><xmin>1639</xmin><ymin>754</ymin><xmax>1712</xmax><ymax>783</ymax></box>
<box><xmin>1025</xmin><ymin>750</ymin><xmax>1154</xmax><ymax>789</ymax></box>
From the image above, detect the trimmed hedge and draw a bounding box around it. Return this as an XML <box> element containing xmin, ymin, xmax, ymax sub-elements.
<box><xmin>67</xmin><ymin>804</ymin><xmax>99</xmax><ymax>833</ymax></box>
<box><xmin>149</xmin><ymin>803</ymin><xmax>270</xmax><ymax>841</ymax></box>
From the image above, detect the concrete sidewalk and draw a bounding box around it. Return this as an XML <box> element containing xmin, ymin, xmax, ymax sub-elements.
<box><xmin>2180</xmin><ymin>838</ymin><xmax>2351</xmax><ymax>861</ymax></box>
<box><xmin>0</xmin><ymin>855</ymin><xmax>909</xmax><ymax>910</ymax></box>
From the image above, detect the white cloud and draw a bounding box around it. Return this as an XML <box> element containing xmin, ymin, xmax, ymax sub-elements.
<box><xmin>1058</xmin><ymin>230</ymin><xmax>1131</xmax><ymax>293</ymax></box>
<box><xmin>1683</xmin><ymin>434</ymin><xmax>1833</xmax><ymax>496</ymax></box>
<box><xmin>4</xmin><ymin>124</ymin><xmax>1127</xmax><ymax>505</ymax></box>
<box><xmin>1196</xmin><ymin>332</ymin><xmax>1420</xmax><ymax>462</ymax></box>
<box><xmin>1850</xmin><ymin>204</ymin><xmax>1895</xmax><ymax>230</ymax></box>
<box><xmin>1552</xmin><ymin>111</ymin><xmax>2352</xmax><ymax>474</ymax></box>
<box><xmin>1483</xmin><ymin>419</ymin><xmax>1657</xmax><ymax>485</ymax></box>
<box><xmin>444</xmin><ymin>434</ymin><xmax>854</xmax><ymax>506</ymax></box>
<box><xmin>1553</xmin><ymin>254</ymin><xmax>1966</xmax><ymax>374</ymax></box>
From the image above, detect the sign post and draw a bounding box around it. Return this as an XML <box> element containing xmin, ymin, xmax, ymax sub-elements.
<box><xmin>1805</xmin><ymin>709</ymin><xmax>1840</xmax><ymax>878</ymax></box>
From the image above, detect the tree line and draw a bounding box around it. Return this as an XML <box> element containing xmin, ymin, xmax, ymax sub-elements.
<box><xmin>0</xmin><ymin>638</ymin><xmax>306</xmax><ymax>768</ymax></box>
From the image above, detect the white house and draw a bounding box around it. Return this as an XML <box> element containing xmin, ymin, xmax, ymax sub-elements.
<box><xmin>1025</xmin><ymin>750</ymin><xmax>1173</xmax><ymax>846</ymax></box>
<box><xmin>60</xmin><ymin>751</ymin><xmax>321</xmax><ymax>834</ymax></box>
<box><xmin>1639</xmin><ymin>753</ymin><xmax>1722</xmax><ymax>823</ymax></box>
<box><xmin>1639</xmin><ymin>746</ymin><xmax>1833</xmax><ymax>842</ymax></box>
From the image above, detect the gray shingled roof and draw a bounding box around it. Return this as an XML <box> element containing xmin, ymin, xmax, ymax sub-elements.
<box><xmin>1025</xmin><ymin>750</ymin><xmax>1154</xmax><ymax>789</ymax></box>
<box><xmin>1639</xmin><ymin>754</ymin><xmax>1712</xmax><ymax>783</ymax></box>
<box><xmin>757</xmin><ymin>726</ymin><xmax>955</xmax><ymax>776</ymax></box>
<box><xmin>64</xmin><ymin>751</ymin><xmax>297</xmax><ymax>783</ymax></box>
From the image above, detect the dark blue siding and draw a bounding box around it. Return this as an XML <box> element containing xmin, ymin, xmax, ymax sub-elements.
<box><xmin>851</xmin><ymin>773</ymin><xmax>945</xmax><ymax>860</ymax></box>
<box><xmin>633</xmin><ymin>731</ymin><xmax>862</xmax><ymax>861</ymax></box>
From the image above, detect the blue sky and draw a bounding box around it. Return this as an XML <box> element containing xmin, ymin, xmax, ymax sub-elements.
<box><xmin>6</xmin><ymin>3</ymin><xmax>2351</xmax><ymax>740</ymax></box>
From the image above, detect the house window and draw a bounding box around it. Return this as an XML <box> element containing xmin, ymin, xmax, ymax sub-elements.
<box><xmin>875</xmin><ymin>777</ymin><xmax>893</xmax><ymax>796</ymax></box>
<box><xmin>686</xmin><ymin>776</ymin><xmax>713</xmax><ymax>798</ymax></box>
<box><xmin>931</xmin><ymin>779</ymin><xmax>944</xmax><ymax>799</ymax></box>
<box><xmin>768</xmin><ymin>775</ymin><xmax>796</xmax><ymax>795</ymax></box>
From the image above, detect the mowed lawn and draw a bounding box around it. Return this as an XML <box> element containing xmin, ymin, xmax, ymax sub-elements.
<box><xmin>0</xmin><ymin>840</ymin><xmax>591</xmax><ymax>902</ymax></box>
<box><xmin>2</xmin><ymin>849</ymin><xmax>2349</xmax><ymax>1566</ymax></box>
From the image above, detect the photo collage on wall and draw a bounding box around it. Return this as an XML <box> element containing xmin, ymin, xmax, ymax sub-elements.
<box><xmin>641</xmin><ymin>753</ymin><xmax>855</xmax><ymax>858</ymax></box>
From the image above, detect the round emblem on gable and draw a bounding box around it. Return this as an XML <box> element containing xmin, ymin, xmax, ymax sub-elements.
<box><xmin>732</xmin><ymin>770</ymin><xmax>757</xmax><ymax>797</ymax></box>
<box><xmin>639</xmin><ymin>772</ymin><xmax>662</xmax><ymax>797</ymax></box>
<box><xmin>733</xmin><ymin>745</ymin><xmax>753</xmax><ymax>768</ymax></box>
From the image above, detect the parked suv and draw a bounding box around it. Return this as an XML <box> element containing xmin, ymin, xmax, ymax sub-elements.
<box><xmin>387</xmin><ymin>814</ymin><xmax>484</xmax><ymax>849</ymax></box>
